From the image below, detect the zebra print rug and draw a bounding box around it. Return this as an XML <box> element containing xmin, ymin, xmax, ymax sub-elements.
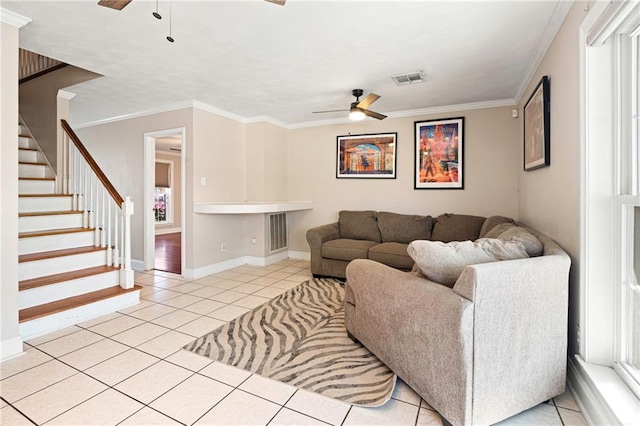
<box><xmin>183</xmin><ymin>278</ymin><xmax>396</xmax><ymax>406</ymax></box>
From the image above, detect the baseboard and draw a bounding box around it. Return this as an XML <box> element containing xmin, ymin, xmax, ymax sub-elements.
<box><xmin>155</xmin><ymin>227</ymin><xmax>181</xmax><ymax>236</ymax></box>
<box><xmin>246</xmin><ymin>251</ymin><xmax>288</xmax><ymax>267</ymax></box>
<box><xmin>0</xmin><ymin>336</ymin><xmax>24</xmax><ymax>362</ymax></box>
<box><xmin>288</xmin><ymin>250</ymin><xmax>310</xmax><ymax>261</ymax></box>
<box><xmin>567</xmin><ymin>354</ymin><xmax>640</xmax><ymax>425</ymax></box>
<box><xmin>131</xmin><ymin>259</ymin><xmax>145</xmax><ymax>271</ymax></box>
<box><xmin>183</xmin><ymin>257</ymin><xmax>247</xmax><ymax>280</ymax></box>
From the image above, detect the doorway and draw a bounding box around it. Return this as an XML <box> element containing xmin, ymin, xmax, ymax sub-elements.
<box><xmin>143</xmin><ymin>128</ymin><xmax>186</xmax><ymax>275</ymax></box>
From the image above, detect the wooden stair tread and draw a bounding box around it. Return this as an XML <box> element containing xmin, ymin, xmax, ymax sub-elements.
<box><xmin>18</xmin><ymin>147</ymin><xmax>38</xmax><ymax>152</ymax></box>
<box><xmin>19</xmin><ymin>210</ymin><xmax>81</xmax><ymax>217</ymax></box>
<box><xmin>19</xmin><ymin>161</ymin><xmax>47</xmax><ymax>166</ymax></box>
<box><xmin>19</xmin><ymin>194</ymin><xmax>72</xmax><ymax>198</ymax></box>
<box><xmin>19</xmin><ymin>284</ymin><xmax>142</xmax><ymax>323</ymax></box>
<box><xmin>19</xmin><ymin>245</ymin><xmax>106</xmax><ymax>263</ymax></box>
<box><xmin>19</xmin><ymin>177</ymin><xmax>55</xmax><ymax>181</ymax></box>
<box><xmin>19</xmin><ymin>227</ymin><xmax>94</xmax><ymax>239</ymax></box>
<box><xmin>20</xmin><ymin>265</ymin><xmax>121</xmax><ymax>291</ymax></box>
<box><xmin>19</xmin><ymin>134</ymin><xmax>31</xmax><ymax>138</ymax></box>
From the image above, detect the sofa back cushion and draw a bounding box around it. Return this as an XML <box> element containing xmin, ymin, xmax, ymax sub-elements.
<box><xmin>431</xmin><ymin>213</ymin><xmax>486</xmax><ymax>242</ymax></box>
<box><xmin>377</xmin><ymin>212</ymin><xmax>433</xmax><ymax>243</ymax></box>
<box><xmin>408</xmin><ymin>238</ymin><xmax>529</xmax><ymax>287</ymax></box>
<box><xmin>479</xmin><ymin>215</ymin><xmax>514</xmax><ymax>238</ymax></box>
<box><xmin>339</xmin><ymin>210</ymin><xmax>382</xmax><ymax>242</ymax></box>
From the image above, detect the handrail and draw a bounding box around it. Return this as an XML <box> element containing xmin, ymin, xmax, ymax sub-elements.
<box><xmin>60</xmin><ymin>119</ymin><xmax>124</xmax><ymax>206</ymax></box>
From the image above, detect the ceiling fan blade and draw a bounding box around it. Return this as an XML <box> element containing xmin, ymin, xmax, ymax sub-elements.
<box><xmin>356</xmin><ymin>93</ymin><xmax>380</xmax><ymax>109</ymax></box>
<box><xmin>98</xmin><ymin>0</ymin><xmax>132</xmax><ymax>10</ymax></box>
<box><xmin>312</xmin><ymin>109</ymin><xmax>349</xmax><ymax>114</ymax></box>
<box><xmin>264</xmin><ymin>0</ymin><xmax>286</xmax><ymax>5</ymax></box>
<box><xmin>363</xmin><ymin>109</ymin><xmax>387</xmax><ymax>120</ymax></box>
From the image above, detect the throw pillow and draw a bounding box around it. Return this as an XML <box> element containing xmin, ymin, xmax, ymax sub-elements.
<box><xmin>479</xmin><ymin>215</ymin><xmax>514</xmax><ymax>238</ymax></box>
<box><xmin>496</xmin><ymin>226</ymin><xmax>544</xmax><ymax>257</ymax></box>
<box><xmin>482</xmin><ymin>222</ymin><xmax>516</xmax><ymax>239</ymax></box>
<box><xmin>338</xmin><ymin>210</ymin><xmax>382</xmax><ymax>242</ymax></box>
<box><xmin>407</xmin><ymin>238</ymin><xmax>529</xmax><ymax>287</ymax></box>
<box><xmin>431</xmin><ymin>213</ymin><xmax>486</xmax><ymax>242</ymax></box>
<box><xmin>377</xmin><ymin>212</ymin><xmax>433</xmax><ymax>243</ymax></box>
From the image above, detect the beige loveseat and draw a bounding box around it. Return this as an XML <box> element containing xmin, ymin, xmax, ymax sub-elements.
<box><xmin>344</xmin><ymin>227</ymin><xmax>571</xmax><ymax>425</ymax></box>
<box><xmin>306</xmin><ymin>210</ymin><xmax>509</xmax><ymax>279</ymax></box>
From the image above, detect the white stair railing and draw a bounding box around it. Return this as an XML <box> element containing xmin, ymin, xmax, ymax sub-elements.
<box><xmin>60</xmin><ymin>119</ymin><xmax>134</xmax><ymax>289</ymax></box>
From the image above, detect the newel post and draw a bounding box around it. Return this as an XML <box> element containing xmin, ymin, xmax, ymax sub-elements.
<box><xmin>120</xmin><ymin>196</ymin><xmax>134</xmax><ymax>289</ymax></box>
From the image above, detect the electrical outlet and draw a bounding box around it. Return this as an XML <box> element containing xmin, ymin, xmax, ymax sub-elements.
<box><xmin>251</xmin><ymin>237</ymin><xmax>257</xmax><ymax>244</ymax></box>
<box><xmin>221</xmin><ymin>243</ymin><xmax>227</xmax><ymax>252</ymax></box>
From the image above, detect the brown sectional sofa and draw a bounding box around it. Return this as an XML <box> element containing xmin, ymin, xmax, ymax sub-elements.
<box><xmin>306</xmin><ymin>210</ymin><xmax>506</xmax><ymax>279</ymax></box>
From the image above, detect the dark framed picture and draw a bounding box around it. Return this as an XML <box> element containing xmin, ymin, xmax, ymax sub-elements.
<box><xmin>336</xmin><ymin>133</ymin><xmax>397</xmax><ymax>178</ymax></box>
<box><xmin>524</xmin><ymin>75</ymin><xmax>550</xmax><ymax>171</ymax></box>
<box><xmin>414</xmin><ymin>117</ymin><xmax>464</xmax><ymax>189</ymax></box>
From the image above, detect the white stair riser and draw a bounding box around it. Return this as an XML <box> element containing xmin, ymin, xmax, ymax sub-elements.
<box><xmin>19</xmin><ymin>250</ymin><xmax>107</xmax><ymax>281</ymax></box>
<box><xmin>19</xmin><ymin>213</ymin><xmax>82</xmax><ymax>233</ymax></box>
<box><xmin>19</xmin><ymin>270</ymin><xmax>120</xmax><ymax>309</ymax></box>
<box><xmin>19</xmin><ymin>124</ymin><xmax>24</xmax><ymax>134</ymax></box>
<box><xmin>19</xmin><ymin>231</ymin><xmax>95</xmax><ymax>255</ymax></box>
<box><xmin>19</xmin><ymin>179</ymin><xmax>55</xmax><ymax>195</ymax></box>
<box><xmin>18</xmin><ymin>137</ymin><xmax>36</xmax><ymax>149</ymax></box>
<box><xmin>19</xmin><ymin>196</ymin><xmax>73</xmax><ymax>213</ymax></box>
<box><xmin>18</xmin><ymin>150</ymin><xmax>45</xmax><ymax>163</ymax></box>
<box><xmin>19</xmin><ymin>289</ymin><xmax>140</xmax><ymax>340</ymax></box>
<box><xmin>19</xmin><ymin>163</ymin><xmax>53</xmax><ymax>179</ymax></box>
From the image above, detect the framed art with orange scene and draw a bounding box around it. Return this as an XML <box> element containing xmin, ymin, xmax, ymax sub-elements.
<box><xmin>414</xmin><ymin>117</ymin><xmax>464</xmax><ymax>189</ymax></box>
<box><xmin>523</xmin><ymin>75</ymin><xmax>550</xmax><ymax>171</ymax></box>
<box><xmin>336</xmin><ymin>133</ymin><xmax>397</xmax><ymax>179</ymax></box>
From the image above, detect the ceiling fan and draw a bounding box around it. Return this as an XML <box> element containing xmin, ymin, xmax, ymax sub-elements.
<box><xmin>313</xmin><ymin>89</ymin><xmax>387</xmax><ymax>121</ymax></box>
<box><xmin>97</xmin><ymin>0</ymin><xmax>285</xmax><ymax>10</ymax></box>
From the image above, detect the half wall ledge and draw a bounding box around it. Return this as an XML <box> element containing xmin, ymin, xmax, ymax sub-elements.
<box><xmin>193</xmin><ymin>201</ymin><xmax>313</xmax><ymax>214</ymax></box>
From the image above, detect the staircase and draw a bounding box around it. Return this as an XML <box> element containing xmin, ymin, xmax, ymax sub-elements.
<box><xmin>17</xmin><ymin>121</ymin><xmax>141</xmax><ymax>340</ymax></box>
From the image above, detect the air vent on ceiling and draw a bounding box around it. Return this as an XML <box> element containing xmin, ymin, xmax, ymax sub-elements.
<box><xmin>391</xmin><ymin>71</ymin><xmax>426</xmax><ymax>86</ymax></box>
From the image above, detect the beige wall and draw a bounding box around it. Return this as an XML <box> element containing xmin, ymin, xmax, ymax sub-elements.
<box><xmin>75</xmin><ymin>108</ymin><xmax>194</xmax><ymax>263</ymax></box>
<box><xmin>19</xmin><ymin>66</ymin><xmax>100</xmax><ymax>171</ymax></box>
<box><xmin>155</xmin><ymin>151</ymin><xmax>182</xmax><ymax>232</ymax></box>
<box><xmin>286</xmin><ymin>106</ymin><xmax>520</xmax><ymax>252</ymax></box>
<box><xmin>1</xmin><ymin>20</ymin><xmax>22</xmax><ymax>359</ymax></box>
<box><xmin>516</xmin><ymin>1</ymin><xmax>588</xmax><ymax>356</ymax></box>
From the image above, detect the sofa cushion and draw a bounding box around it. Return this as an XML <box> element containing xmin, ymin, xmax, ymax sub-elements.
<box><xmin>368</xmin><ymin>242</ymin><xmax>414</xmax><ymax>270</ymax></box>
<box><xmin>339</xmin><ymin>210</ymin><xmax>382</xmax><ymax>242</ymax></box>
<box><xmin>377</xmin><ymin>212</ymin><xmax>433</xmax><ymax>244</ymax></box>
<box><xmin>407</xmin><ymin>238</ymin><xmax>529</xmax><ymax>287</ymax></box>
<box><xmin>479</xmin><ymin>215</ymin><xmax>514</xmax><ymax>238</ymax></box>
<box><xmin>483</xmin><ymin>222</ymin><xmax>515</xmax><ymax>239</ymax></box>
<box><xmin>495</xmin><ymin>225</ymin><xmax>543</xmax><ymax>257</ymax></box>
<box><xmin>431</xmin><ymin>213</ymin><xmax>486</xmax><ymax>242</ymax></box>
<box><xmin>322</xmin><ymin>239</ymin><xmax>378</xmax><ymax>262</ymax></box>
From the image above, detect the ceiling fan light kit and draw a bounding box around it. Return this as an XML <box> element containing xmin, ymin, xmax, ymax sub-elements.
<box><xmin>314</xmin><ymin>89</ymin><xmax>387</xmax><ymax>121</ymax></box>
<box><xmin>349</xmin><ymin>108</ymin><xmax>366</xmax><ymax>121</ymax></box>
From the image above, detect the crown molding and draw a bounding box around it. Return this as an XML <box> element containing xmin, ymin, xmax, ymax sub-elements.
<box><xmin>73</xmin><ymin>100</ymin><xmax>195</xmax><ymax>129</ymax></box>
<box><xmin>514</xmin><ymin>0</ymin><xmax>573</xmax><ymax>104</ymax></box>
<box><xmin>191</xmin><ymin>100</ymin><xmax>247</xmax><ymax>124</ymax></box>
<box><xmin>0</xmin><ymin>8</ymin><xmax>31</xmax><ymax>28</ymax></box>
<box><xmin>57</xmin><ymin>90</ymin><xmax>76</xmax><ymax>100</ymax></box>
<box><xmin>245</xmin><ymin>115</ymin><xmax>289</xmax><ymax>129</ymax></box>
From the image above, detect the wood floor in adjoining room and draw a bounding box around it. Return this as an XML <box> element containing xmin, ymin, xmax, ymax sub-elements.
<box><xmin>155</xmin><ymin>232</ymin><xmax>181</xmax><ymax>274</ymax></box>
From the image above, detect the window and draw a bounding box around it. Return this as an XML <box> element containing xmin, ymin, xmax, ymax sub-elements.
<box><xmin>154</xmin><ymin>160</ymin><xmax>172</xmax><ymax>224</ymax></box>
<box><xmin>616</xmin><ymin>17</ymin><xmax>640</xmax><ymax>399</ymax></box>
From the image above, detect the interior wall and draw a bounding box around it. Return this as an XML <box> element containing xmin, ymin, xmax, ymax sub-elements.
<box><xmin>19</xmin><ymin>66</ymin><xmax>100</xmax><ymax>171</ymax></box>
<box><xmin>75</xmin><ymin>108</ymin><xmax>194</xmax><ymax>263</ymax></box>
<box><xmin>155</xmin><ymin>151</ymin><xmax>182</xmax><ymax>233</ymax></box>
<box><xmin>0</xmin><ymin>20</ymin><xmax>22</xmax><ymax>360</ymax></box>
<box><xmin>286</xmin><ymin>106</ymin><xmax>520</xmax><ymax>252</ymax></box>
<box><xmin>516</xmin><ymin>1</ymin><xmax>588</xmax><ymax>357</ymax></box>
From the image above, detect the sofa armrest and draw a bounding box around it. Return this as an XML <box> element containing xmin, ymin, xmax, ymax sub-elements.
<box><xmin>451</xmin><ymin>254</ymin><xmax>571</xmax><ymax>424</ymax></box>
<box><xmin>306</xmin><ymin>222</ymin><xmax>340</xmax><ymax>275</ymax></box>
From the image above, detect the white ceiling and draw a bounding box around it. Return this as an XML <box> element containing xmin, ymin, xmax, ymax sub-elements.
<box><xmin>4</xmin><ymin>0</ymin><xmax>570</xmax><ymax>127</ymax></box>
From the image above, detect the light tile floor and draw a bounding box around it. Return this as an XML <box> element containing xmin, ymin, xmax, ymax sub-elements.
<box><xmin>0</xmin><ymin>259</ymin><xmax>587</xmax><ymax>425</ymax></box>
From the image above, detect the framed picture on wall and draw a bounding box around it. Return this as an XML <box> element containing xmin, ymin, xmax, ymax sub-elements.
<box><xmin>523</xmin><ymin>75</ymin><xmax>550</xmax><ymax>171</ymax></box>
<box><xmin>414</xmin><ymin>117</ymin><xmax>464</xmax><ymax>189</ymax></box>
<box><xmin>336</xmin><ymin>133</ymin><xmax>397</xmax><ymax>178</ymax></box>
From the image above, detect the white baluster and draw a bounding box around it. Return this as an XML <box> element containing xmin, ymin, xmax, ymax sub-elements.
<box><xmin>106</xmin><ymin>201</ymin><xmax>113</xmax><ymax>266</ymax></box>
<box><xmin>94</xmin><ymin>180</ymin><xmax>100</xmax><ymax>247</ymax></box>
<box><xmin>100</xmin><ymin>189</ymin><xmax>107</xmax><ymax>248</ymax></box>
<box><xmin>120</xmin><ymin>196</ymin><xmax>134</xmax><ymax>289</ymax></box>
<box><xmin>113</xmin><ymin>207</ymin><xmax>120</xmax><ymax>268</ymax></box>
<box><xmin>81</xmin><ymin>160</ymin><xmax>88</xmax><ymax>227</ymax></box>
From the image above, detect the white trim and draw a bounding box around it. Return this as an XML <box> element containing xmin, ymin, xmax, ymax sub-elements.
<box><xmin>155</xmin><ymin>227</ymin><xmax>181</xmax><ymax>235</ymax></box>
<box><xmin>0</xmin><ymin>337</ymin><xmax>24</xmax><ymax>362</ymax></box>
<box><xmin>57</xmin><ymin>90</ymin><xmax>76</xmax><ymax>100</ymax></box>
<box><xmin>131</xmin><ymin>258</ymin><xmax>145</xmax><ymax>271</ymax></box>
<box><xmin>73</xmin><ymin>98</ymin><xmax>518</xmax><ymax>132</ymax></box>
<box><xmin>183</xmin><ymin>257</ymin><xmax>247</xmax><ymax>280</ymax></box>
<box><xmin>514</xmin><ymin>0</ymin><xmax>574</xmax><ymax>103</ymax></box>
<box><xmin>0</xmin><ymin>7</ymin><xmax>31</xmax><ymax>27</ymax></box>
<box><xmin>568</xmin><ymin>355</ymin><xmax>640</xmax><ymax>425</ymax></box>
<box><xmin>246</xmin><ymin>252</ymin><xmax>289</xmax><ymax>267</ymax></box>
